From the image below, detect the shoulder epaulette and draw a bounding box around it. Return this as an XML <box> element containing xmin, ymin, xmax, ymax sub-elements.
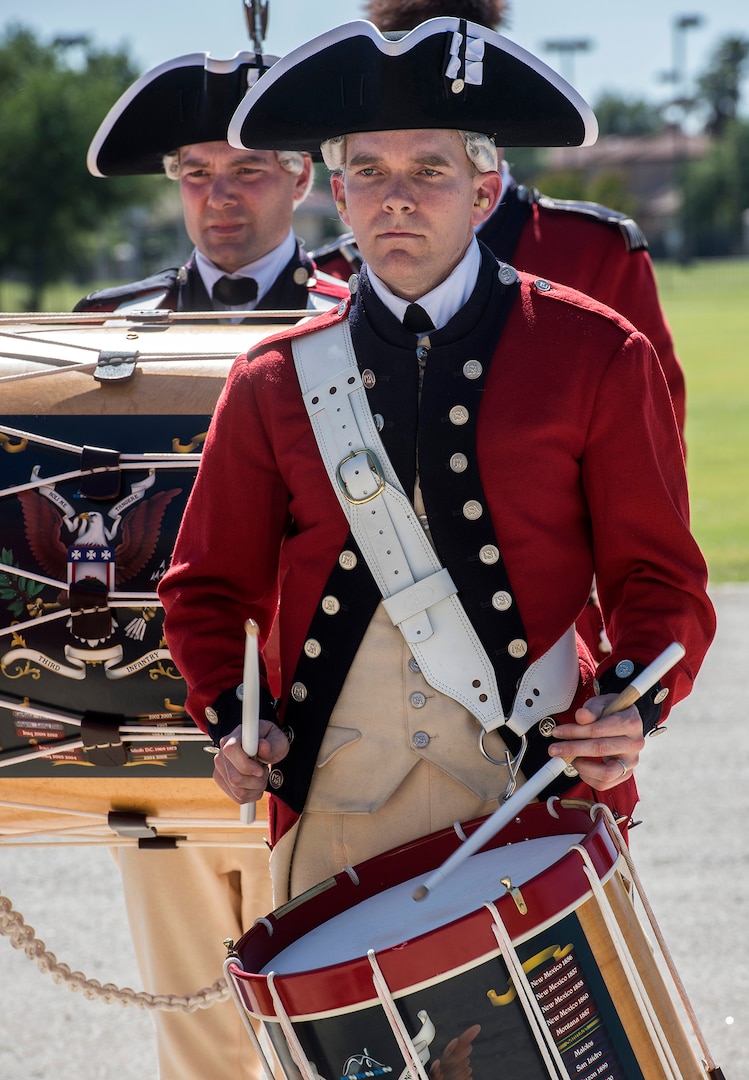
<box><xmin>534</xmin><ymin>193</ymin><xmax>649</xmax><ymax>253</ymax></box>
<box><xmin>310</xmin><ymin>233</ymin><xmax>363</xmax><ymax>270</ymax></box>
<box><xmin>74</xmin><ymin>268</ymin><xmax>180</xmax><ymax>310</ymax></box>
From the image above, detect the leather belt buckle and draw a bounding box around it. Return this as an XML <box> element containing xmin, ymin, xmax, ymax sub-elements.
<box><xmin>336</xmin><ymin>449</ymin><xmax>386</xmax><ymax>505</ymax></box>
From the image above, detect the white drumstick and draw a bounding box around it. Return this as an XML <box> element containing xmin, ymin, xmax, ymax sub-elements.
<box><xmin>413</xmin><ymin>641</ymin><xmax>686</xmax><ymax>901</ymax></box>
<box><xmin>240</xmin><ymin>619</ymin><xmax>260</xmax><ymax>825</ymax></box>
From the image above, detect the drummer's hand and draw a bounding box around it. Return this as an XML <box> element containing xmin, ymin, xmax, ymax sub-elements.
<box><xmin>213</xmin><ymin>720</ymin><xmax>290</xmax><ymax>805</ymax></box>
<box><xmin>429</xmin><ymin>1024</ymin><xmax>481</xmax><ymax>1080</ymax></box>
<box><xmin>547</xmin><ymin>695</ymin><xmax>645</xmax><ymax>790</ymax></box>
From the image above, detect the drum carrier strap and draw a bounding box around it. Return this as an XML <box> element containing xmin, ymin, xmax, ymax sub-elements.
<box><xmin>292</xmin><ymin>319</ymin><xmax>579</xmax><ymax>744</ymax></box>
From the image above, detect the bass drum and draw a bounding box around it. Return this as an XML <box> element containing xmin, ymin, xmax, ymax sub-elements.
<box><xmin>0</xmin><ymin>310</ymin><xmax>290</xmax><ymax>842</ymax></box>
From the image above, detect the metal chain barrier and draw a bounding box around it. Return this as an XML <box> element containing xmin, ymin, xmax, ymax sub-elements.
<box><xmin>0</xmin><ymin>891</ymin><xmax>229</xmax><ymax>1011</ymax></box>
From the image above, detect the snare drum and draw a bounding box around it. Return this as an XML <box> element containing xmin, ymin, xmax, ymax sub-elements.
<box><xmin>0</xmin><ymin>311</ymin><xmax>286</xmax><ymax>840</ymax></box>
<box><xmin>226</xmin><ymin>801</ymin><xmax>705</xmax><ymax>1080</ymax></box>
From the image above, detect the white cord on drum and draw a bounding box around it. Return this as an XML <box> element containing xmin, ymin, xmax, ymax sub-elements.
<box><xmin>483</xmin><ymin>901</ymin><xmax>568</xmax><ymax>1079</ymax></box>
<box><xmin>265</xmin><ymin>971</ymin><xmax>320</xmax><ymax>1080</ymax></box>
<box><xmin>569</xmin><ymin>842</ymin><xmax>682</xmax><ymax>1079</ymax></box>
<box><xmin>222</xmin><ymin>955</ymin><xmax>278</xmax><ymax>1080</ymax></box>
<box><xmin>591</xmin><ymin>805</ymin><xmax>720</xmax><ymax>1076</ymax></box>
<box><xmin>367</xmin><ymin>950</ymin><xmax>431</xmax><ymax>1080</ymax></box>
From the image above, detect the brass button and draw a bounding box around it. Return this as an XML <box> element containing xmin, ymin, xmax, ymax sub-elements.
<box><xmin>408</xmin><ymin>658</ymin><xmax>421</xmax><ymax>674</ymax></box>
<box><xmin>362</xmin><ymin>368</ymin><xmax>376</xmax><ymax>389</ymax></box>
<box><xmin>539</xmin><ymin>718</ymin><xmax>556</xmax><ymax>737</ymax></box>
<box><xmin>204</xmin><ymin>706</ymin><xmax>218</xmax><ymax>725</ymax></box>
<box><xmin>293</xmin><ymin>266</ymin><xmax>309</xmax><ymax>285</ymax></box>
<box><xmin>653</xmin><ymin>687</ymin><xmax>670</xmax><ymax>704</ymax></box>
<box><xmin>534</xmin><ymin>279</ymin><xmax>552</xmax><ymax>292</ymax></box>
<box><xmin>498</xmin><ymin>265</ymin><xmax>519</xmax><ymax>285</ymax></box>
<box><xmin>448</xmin><ymin>405</ymin><xmax>469</xmax><ymax>426</ymax></box>
<box><xmin>462</xmin><ymin>500</ymin><xmax>483</xmax><ymax>520</ymax></box>
<box><xmin>479</xmin><ymin>544</ymin><xmax>499</xmax><ymax>565</ymax></box>
<box><xmin>374</xmin><ymin>413</ymin><xmax>384</xmax><ymax>431</ymax></box>
<box><xmin>615</xmin><ymin>659</ymin><xmax>635</xmax><ymax>679</ymax></box>
<box><xmin>304</xmin><ymin>638</ymin><xmax>322</xmax><ymax>659</ymax></box>
<box><xmin>348</xmin><ymin>274</ymin><xmax>359</xmax><ymax>294</ymax></box>
<box><xmin>412</xmin><ymin>731</ymin><xmax>430</xmax><ymax>748</ymax></box>
<box><xmin>339</xmin><ymin>550</ymin><xmax>358</xmax><ymax>570</ymax></box>
<box><xmin>491</xmin><ymin>591</ymin><xmax>513</xmax><ymax>611</ymax></box>
<box><xmin>321</xmin><ymin>595</ymin><xmax>341</xmax><ymax>615</ymax></box>
<box><xmin>410</xmin><ymin>692</ymin><xmax>427</xmax><ymax>709</ymax></box>
<box><xmin>462</xmin><ymin>359</ymin><xmax>482</xmax><ymax>380</ymax></box>
<box><xmin>268</xmin><ymin>769</ymin><xmax>284</xmax><ymax>789</ymax></box>
<box><xmin>290</xmin><ymin>682</ymin><xmax>307</xmax><ymax>703</ymax></box>
<box><xmin>450</xmin><ymin>452</ymin><xmax>468</xmax><ymax>473</ymax></box>
<box><xmin>508</xmin><ymin>638</ymin><xmax>528</xmax><ymax>658</ymax></box>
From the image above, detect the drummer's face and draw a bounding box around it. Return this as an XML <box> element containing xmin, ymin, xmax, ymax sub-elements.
<box><xmin>177</xmin><ymin>142</ymin><xmax>311</xmax><ymax>273</ymax></box>
<box><xmin>330</xmin><ymin>129</ymin><xmax>500</xmax><ymax>301</ymax></box>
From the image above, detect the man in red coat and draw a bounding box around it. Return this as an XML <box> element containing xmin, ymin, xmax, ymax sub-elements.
<box><xmin>160</xmin><ymin>17</ymin><xmax>713</xmax><ymax>924</ymax></box>
<box><xmin>316</xmin><ymin>0</ymin><xmax>684</xmax><ymax>441</ymax></box>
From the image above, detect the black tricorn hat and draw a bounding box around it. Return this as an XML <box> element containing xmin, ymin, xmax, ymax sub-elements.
<box><xmin>228</xmin><ymin>18</ymin><xmax>597</xmax><ymax>155</ymax></box>
<box><xmin>88</xmin><ymin>51</ymin><xmax>279</xmax><ymax>177</ymax></box>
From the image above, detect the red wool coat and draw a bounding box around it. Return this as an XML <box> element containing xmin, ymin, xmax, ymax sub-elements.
<box><xmin>159</xmin><ymin>267</ymin><xmax>714</xmax><ymax>839</ymax></box>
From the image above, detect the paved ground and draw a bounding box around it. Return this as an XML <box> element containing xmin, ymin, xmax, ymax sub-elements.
<box><xmin>1</xmin><ymin>584</ymin><xmax>745</xmax><ymax>1079</ymax></box>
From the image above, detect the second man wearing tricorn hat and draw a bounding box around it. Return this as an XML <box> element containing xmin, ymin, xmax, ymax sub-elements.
<box><xmin>160</xmin><ymin>7</ymin><xmax>714</xmax><ymax>1011</ymax></box>
<box><xmin>77</xmin><ymin>45</ymin><xmax>347</xmax><ymax>1080</ymax></box>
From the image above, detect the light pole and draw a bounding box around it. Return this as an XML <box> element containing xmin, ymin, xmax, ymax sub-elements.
<box><xmin>542</xmin><ymin>38</ymin><xmax>593</xmax><ymax>87</ymax></box>
<box><xmin>672</xmin><ymin>14</ymin><xmax>704</xmax><ymax>97</ymax></box>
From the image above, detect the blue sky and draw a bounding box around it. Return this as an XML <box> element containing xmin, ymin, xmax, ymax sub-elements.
<box><xmin>7</xmin><ymin>0</ymin><xmax>748</xmax><ymax>112</ymax></box>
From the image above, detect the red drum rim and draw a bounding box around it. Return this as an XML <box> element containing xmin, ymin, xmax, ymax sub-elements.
<box><xmin>228</xmin><ymin>799</ymin><xmax>618</xmax><ymax>1020</ymax></box>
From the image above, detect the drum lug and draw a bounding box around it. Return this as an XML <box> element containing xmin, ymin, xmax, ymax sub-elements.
<box><xmin>500</xmin><ymin>876</ymin><xmax>528</xmax><ymax>915</ymax></box>
<box><xmin>94</xmin><ymin>350</ymin><xmax>138</xmax><ymax>382</ymax></box>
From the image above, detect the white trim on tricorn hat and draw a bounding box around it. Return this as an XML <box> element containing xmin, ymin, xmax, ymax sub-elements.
<box><xmin>87</xmin><ymin>51</ymin><xmax>279</xmax><ymax>177</ymax></box>
<box><xmin>228</xmin><ymin>18</ymin><xmax>597</xmax><ymax>155</ymax></box>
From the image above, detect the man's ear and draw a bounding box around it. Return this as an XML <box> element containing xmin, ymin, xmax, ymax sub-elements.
<box><xmin>293</xmin><ymin>154</ymin><xmax>314</xmax><ymax>201</ymax></box>
<box><xmin>471</xmin><ymin>171</ymin><xmax>502</xmax><ymax>227</ymax></box>
<box><xmin>330</xmin><ymin>173</ymin><xmax>351</xmax><ymax>226</ymax></box>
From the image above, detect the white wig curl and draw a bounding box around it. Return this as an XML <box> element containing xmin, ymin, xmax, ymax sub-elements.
<box><xmin>163</xmin><ymin>148</ymin><xmax>314</xmax><ymax>204</ymax></box>
<box><xmin>320</xmin><ymin>131</ymin><xmax>498</xmax><ymax>173</ymax></box>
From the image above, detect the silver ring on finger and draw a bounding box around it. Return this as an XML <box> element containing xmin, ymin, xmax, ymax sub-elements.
<box><xmin>616</xmin><ymin>759</ymin><xmax>628</xmax><ymax>778</ymax></box>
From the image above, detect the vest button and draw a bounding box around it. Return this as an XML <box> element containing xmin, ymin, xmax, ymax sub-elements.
<box><xmin>508</xmin><ymin>638</ymin><xmax>528</xmax><ymax>658</ymax></box>
<box><xmin>491</xmin><ymin>590</ymin><xmax>513</xmax><ymax>611</ymax></box>
<box><xmin>450</xmin><ymin>452</ymin><xmax>468</xmax><ymax>473</ymax></box>
<box><xmin>339</xmin><ymin>550</ymin><xmax>358</xmax><ymax>570</ymax></box>
<box><xmin>479</xmin><ymin>544</ymin><xmax>500</xmax><ymax>565</ymax></box>
<box><xmin>462</xmin><ymin>500</ymin><xmax>483</xmax><ymax>521</ymax></box>
<box><xmin>290</xmin><ymin>682</ymin><xmax>307</xmax><ymax>703</ymax></box>
<box><xmin>303</xmin><ymin>638</ymin><xmax>322</xmax><ymax>659</ymax></box>
<box><xmin>321</xmin><ymin>595</ymin><xmax>341</xmax><ymax>615</ymax></box>
<box><xmin>412</xmin><ymin>730</ymin><xmax>430</xmax><ymax>748</ymax></box>
<box><xmin>410</xmin><ymin>692</ymin><xmax>427</xmax><ymax>709</ymax></box>
<box><xmin>462</xmin><ymin>359</ymin><xmax>483</xmax><ymax>380</ymax></box>
<box><xmin>448</xmin><ymin>405</ymin><xmax>469</xmax><ymax>426</ymax></box>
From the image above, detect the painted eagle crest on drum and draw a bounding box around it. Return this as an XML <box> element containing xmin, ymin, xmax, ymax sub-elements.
<box><xmin>16</xmin><ymin>486</ymin><xmax>180</xmax><ymax>644</ymax></box>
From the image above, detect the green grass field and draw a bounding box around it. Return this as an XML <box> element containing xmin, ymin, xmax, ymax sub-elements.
<box><xmin>655</xmin><ymin>259</ymin><xmax>749</xmax><ymax>583</ymax></box>
<box><xmin>2</xmin><ymin>259</ymin><xmax>747</xmax><ymax>581</ymax></box>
